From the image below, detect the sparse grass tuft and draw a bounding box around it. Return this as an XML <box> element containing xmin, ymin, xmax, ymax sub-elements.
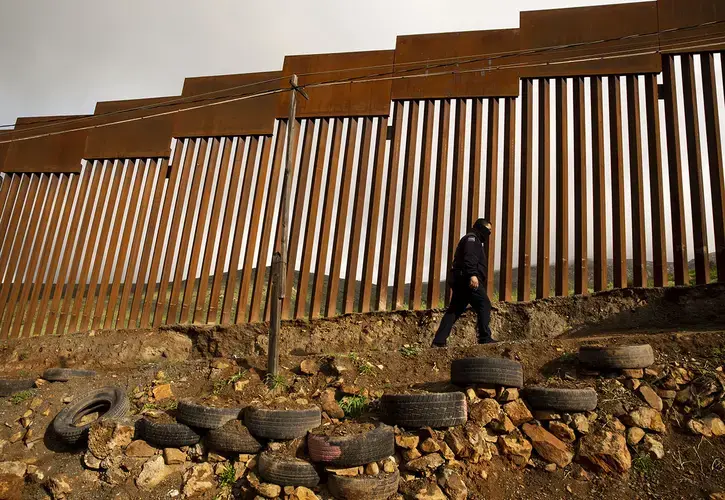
<box><xmin>218</xmin><ymin>464</ymin><xmax>237</xmax><ymax>488</ymax></box>
<box><xmin>141</xmin><ymin>399</ymin><xmax>178</xmax><ymax>412</ymax></box>
<box><xmin>348</xmin><ymin>352</ymin><xmax>361</xmax><ymax>363</ymax></box>
<box><xmin>358</xmin><ymin>363</ymin><xmax>375</xmax><ymax>376</ymax></box>
<box><xmin>399</xmin><ymin>345</ymin><xmax>421</xmax><ymax>358</ymax></box>
<box><xmin>213</xmin><ymin>370</ymin><xmax>247</xmax><ymax>395</ymax></box>
<box><xmin>265</xmin><ymin>373</ymin><xmax>288</xmax><ymax>391</ymax></box>
<box><xmin>633</xmin><ymin>454</ymin><xmax>656</xmax><ymax>475</ymax></box>
<box><xmin>339</xmin><ymin>395</ymin><xmax>368</xmax><ymax>418</ymax></box>
<box><xmin>10</xmin><ymin>390</ymin><xmax>33</xmax><ymax>405</ymax></box>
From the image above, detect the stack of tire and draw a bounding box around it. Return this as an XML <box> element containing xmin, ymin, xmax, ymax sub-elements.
<box><xmin>307</xmin><ymin>425</ymin><xmax>397</xmax><ymax>499</ymax></box>
<box><xmin>450</xmin><ymin>356</ymin><xmax>599</xmax><ymax>413</ymax></box>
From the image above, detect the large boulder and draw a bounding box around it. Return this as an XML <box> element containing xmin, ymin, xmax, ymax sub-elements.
<box><xmin>621</xmin><ymin>407</ymin><xmax>666</xmax><ymax>433</ymax></box>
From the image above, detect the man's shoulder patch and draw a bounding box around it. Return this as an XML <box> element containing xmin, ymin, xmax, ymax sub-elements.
<box><xmin>467</xmin><ymin>236</ymin><xmax>477</xmax><ymax>242</ymax></box>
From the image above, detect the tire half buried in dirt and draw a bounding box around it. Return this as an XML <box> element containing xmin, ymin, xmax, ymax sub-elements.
<box><xmin>176</xmin><ymin>400</ymin><xmax>242</xmax><ymax>429</ymax></box>
<box><xmin>0</xmin><ymin>379</ymin><xmax>35</xmax><ymax>397</ymax></box>
<box><xmin>451</xmin><ymin>357</ymin><xmax>524</xmax><ymax>388</ymax></box>
<box><xmin>52</xmin><ymin>387</ymin><xmax>129</xmax><ymax>446</ymax></box>
<box><xmin>381</xmin><ymin>393</ymin><xmax>467</xmax><ymax>428</ymax></box>
<box><xmin>578</xmin><ymin>344</ymin><xmax>655</xmax><ymax>369</ymax></box>
<box><xmin>328</xmin><ymin>471</ymin><xmax>400</xmax><ymax>500</ymax></box>
<box><xmin>523</xmin><ymin>387</ymin><xmax>598</xmax><ymax>412</ymax></box>
<box><xmin>307</xmin><ymin>424</ymin><xmax>394</xmax><ymax>467</ymax></box>
<box><xmin>244</xmin><ymin>407</ymin><xmax>321</xmax><ymax>440</ymax></box>
<box><xmin>137</xmin><ymin>419</ymin><xmax>201</xmax><ymax>448</ymax></box>
<box><xmin>204</xmin><ymin>420</ymin><xmax>262</xmax><ymax>454</ymax></box>
<box><xmin>42</xmin><ymin>368</ymin><xmax>97</xmax><ymax>382</ymax></box>
<box><xmin>257</xmin><ymin>451</ymin><xmax>320</xmax><ymax>487</ymax></box>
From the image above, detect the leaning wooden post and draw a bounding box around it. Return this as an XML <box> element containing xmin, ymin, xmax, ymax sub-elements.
<box><xmin>268</xmin><ymin>252</ymin><xmax>282</xmax><ymax>380</ymax></box>
<box><xmin>268</xmin><ymin>75</ymin><xmax>303</xmax><ymax>385</ymax></box>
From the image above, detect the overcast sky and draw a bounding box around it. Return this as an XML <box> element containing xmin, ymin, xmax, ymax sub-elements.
<box><xmin>0</xmin><ymin>0</ymin><xmax>644</xmax><ymax>126</ymax></box>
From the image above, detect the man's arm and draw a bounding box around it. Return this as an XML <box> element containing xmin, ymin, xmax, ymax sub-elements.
<box><xmin>462</xmin><ymin>236</ymin><xmax>480</xmax><ymax>288</ymax></box>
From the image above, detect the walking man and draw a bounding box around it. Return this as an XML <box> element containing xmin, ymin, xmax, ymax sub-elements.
<box><xmin>432</xmin><ymin>218</ymin><xmax>496</xmax><ymax>347</ymax></box>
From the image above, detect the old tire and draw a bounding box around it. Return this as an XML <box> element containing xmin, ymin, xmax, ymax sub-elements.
<box><xmin>578</xmin><ymin>345</ymin><xmax>654</xmax><ymax>369</ymax></box>
<box><xmin>328</xmin><ymin>471</ymin><xmax>400</xmax><ymax>500</ymax></box>
<box><xmin>0</xmin><ymin>379</ymin><xmax>35</xmax><ymax>397</ymax></box>
<box><xmin>137</xmin><ymin>419</ymin><xmax>201</xmax><ymax>448</ymax></box>
<box><xmin>204</xmin><ymin>420</ymin><xmax>262</xmax><ymax>453</ymax></box>
<box><xmin>51</xmin><ymin>387</ymin><xmax>129</xmax><ymax>446</ymax></box>
<box><xmin>523</xmin><ymin>387</ymin><xmax>598</xmax><ymax>412</ymax></box>
<box><xmin>258</xmin><ymin>451</ymin><xmax>320</xmax><ymax>487</ymax></box>
<box><xmin>244</xmin><ymin>407</ymin><xmax>321</xmax><ymax>440</ymax></box>
<box><xmin>43</xmin><ymin>368</ymin><xmax>97</xmax><ymax>382</ymax></box>
<box><xmin>176</xmin><ymin>400</ymin><xmax>242</xmax><ymax>429</ymax></box>
<box><xmin>308</xmin><ymin>424</ymin><xmax>394</xmax><ymax>467</ymax></box>
<box><xmin>451</xmin><ymin>357</ymin><xmax>524</xmax><ymax>388</ymax></box>
<box><xmin>381</xmin><ymin>393</ymin><xmax>467</xmax><ymax>428</ymax></box>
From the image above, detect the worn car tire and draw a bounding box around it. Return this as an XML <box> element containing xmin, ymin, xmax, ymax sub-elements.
<box><xmin>381</xmin><ymin>393</ymin><xmax>467</xmax><ymax>428</ymax></box>
<box><xmin>523</xmin><ymin>387</ymin><xmax>598</xmax><ymax>412</ymax></box>
<box><xmin>42</xmin><ymin>368</ymin><xmax>97</xmax><ymax>382</ymax></box>
<box><xmin>51</xmin><ymin>387</ymin><xmax>129</xmax><ymax>445</ymax></box>
<box><xmin>328</xmin><ymin>471</ymin><xmax>400</xmax><ymax>500</ymax></box>
<box><xmin>451</xmin><ymin>357</ymin><xmax>524</xmax><ymax>388</ymax></box>
<box><xmin>244</xmin><ymin>407</ymin><xmax>321</xmax><ymax>440</ymax></box>
<box><xmin>204</xmin><ymin>420</ymin><xmax>262</xmax><ymax>453</ymax></box>
<box><xmin>578</xmin><ymin>344</ymin><xmax>654</xmax><ymax>369</ymax></box>
<box><xmin>258</xmin><ymin>451</ymin><xmax>320</xmax><ymax>487</ymax></box>
<box><xmin>137</xmin><ymin>419</ymin><xmax>201</xmax><ymax>448</ymax></box>
<box><xmin>176</xmin><ymin>400</ymin><xmax>242</xmax><ymax>429</ymax></box>
<box><xmin>0</xmin><ymin>379</ymin><xmax>35</xmax><ymax>397</ymax></box>
<box><xmin>308</xmin><ymin>424</ymin><xmax>394</xmax><ymax>467</ymax></box>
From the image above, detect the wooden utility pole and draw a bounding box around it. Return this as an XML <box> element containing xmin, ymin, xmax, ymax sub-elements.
<box><xmin>268</xmin><ymin>75</ymin><xmax>307</xmax><ymax>384</ymax></box>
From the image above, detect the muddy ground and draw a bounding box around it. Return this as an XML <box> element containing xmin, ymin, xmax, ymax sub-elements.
<box><xmin>0</xmin><ymin>284</ymin><xmax>724</xmax><ymax>499</ymax></box>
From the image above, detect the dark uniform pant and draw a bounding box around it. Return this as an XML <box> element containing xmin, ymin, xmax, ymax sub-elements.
<box><xmin>432</xmin><ymin>283</ymin><xmax>492</xmax><ymax>345</ymax></box>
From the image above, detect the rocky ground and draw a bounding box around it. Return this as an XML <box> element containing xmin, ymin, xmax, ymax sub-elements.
<box><xmin>0</xmin><ymin>288</ymin><xmax>724</xmax><ymax>499</ymax></box>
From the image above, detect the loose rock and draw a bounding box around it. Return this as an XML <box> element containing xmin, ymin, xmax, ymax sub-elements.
<box><xmin>626</xmin><ymin>427</ymin><xmax>645</xmax><ymax>446</ymax></box>
<box><xmin>289</xmin><ymin>486</ymin><xmax>318</xmax><ymax>500</ymax></box>
<box><xmin>164</xmin><ymin>448</ymin><xmax>187</xmax><ymax>465</ymax></box>
<box><xmin>642</xmin><ymin>435</ymin><xmax>665</xmax><ymax>460</ymax></box>
<box><xmin>572</xmin><ymin>414</ymin><xmax>590</xmax><ymax>435</ymax></box>
<box><xmin>405</xmin><ymin>453</ymin><xmax>445</xmax><ymax>472</ymax></box>
<box><xmin>319</xmin><ymin>389</ymin><xmax>344</xmax><ymax>419</ymax></box>
<box><xmin>622</xmin><ymin>407</ymin><xmax>666</xmax><ymax>433</ymax></box>
<box><xmin>503</xmin><ymin>399</ymin><xmax>533</xmax><ymax>427</ymax></box>
<box><xmin>578</xmin><ymin>430</ymin><xmax>631</xmax><ymax>474</ymax></box>
<box><xmin>548</xmin><ymin>422</ymin><xmax>576</xmax><ymax>443</ymax></box>
<box><xmin>396</xmin><ymin>433</ymin><xmax>420</xmax><ymax>450</ymax></box>
<box><xmin>469</xmin><ymin>398</ymin><xmax>501</xmax><ymax>426</ymax></box>
<box><xmin>137</xmin><ymin>456</ymin><xmax>181</xmax><ymax>490</ymax></box>
<box><xmin>498</xmin><ymin>429</ymin><xmax>532</xmax><ymax>469</ymax></box>
<box><xmin>182</xmin><ymin>463</ymin><xmax>215</xmax><ymax>498</ymax></box>
<box><xmin>638</xmin><ymin>386</ymin><xmax>664</xmax><ymax>412</ymax></box>
<box><xmin>300</xmin><ymin>359</ymin><xmax>319</xmax><ymax>375</ymax></box>
<box><xmin>88</xmin><ymin>420</ymin><xmax>135</xmax><ymax>459</ymax></box>
<box><xmin>437</xmin><ymin>469</ymin><xmax>468</xmax><ymax>500</ymax></box>
<box><xmin>125</xmin><ymin>440</ymin><xmax>157</xmax><ymax>458</ymax></box>
<box><xmin>521</xmin><ymin>423</ymin><xmax>573</xmax><ymax>468</ymax></box>
<box><xmin>46</xmin><ymin>475</ymin><xmax>72</xmax><ymax>500</ymax></box>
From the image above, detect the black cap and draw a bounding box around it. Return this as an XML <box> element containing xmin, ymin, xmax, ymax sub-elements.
<box><xmin>473</xmin><ymin>218</ymin><xmax>492</xmax><ymax>238</ymax></box>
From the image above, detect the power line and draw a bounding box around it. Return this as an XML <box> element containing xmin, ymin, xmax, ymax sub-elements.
<box><xmin>1</xmin><ymin>27</ymin><xmax>724</xmax><ymax>145</ymax></box>
<box><xmin>1</xmin><ymin>17</ymin><xmax>722</xmax><ymax>135</ymax></box>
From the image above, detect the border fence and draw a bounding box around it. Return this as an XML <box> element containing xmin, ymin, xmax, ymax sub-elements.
<box><xmin>0</xmin><ymin>0</ymin><xmax>724</xmax><ymax>338</ymax></box>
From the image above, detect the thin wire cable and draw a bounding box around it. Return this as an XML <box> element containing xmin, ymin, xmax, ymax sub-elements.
<box><xmin>1</xmin><ymin>29</ymin><xmax>724</xmax><ymax>145</ymax></box>
<box><xmin>1</xmin><ymin>16</ymin><xmax>723</xmax><ymax>133</ymax></box>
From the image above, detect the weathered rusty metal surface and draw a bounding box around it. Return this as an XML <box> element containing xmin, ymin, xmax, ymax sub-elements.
<box><xmin>428</xmin><ymin>100</ymin><xmax>451</xmax><ymax>308</ymax></box>
<box><xmin>3</xmin><ymin>116</ymin><xmax>89</xmax><ymax>173</ymax></box>
<box><xmin>700</xmin><ymin>53</ymin><xmax>725</xmax><ymax>282</ymax></box>
<box><xmin>484</xmin><ymin>98</ymin><xmax>500</xmax><ymax>298</ymax></box>
<box><xmin>518</xmin><ymin>81</ymin><xmax>533</xmax><ymax>302</ymax></box>
<box><xmin>519</xmin><ymin>2</ymin><xmax>661</xmax><ymax>77</ymax></box>
<box><xmin>554</xmin><ymin>79</ymin><xmax>568</xmax><ymax>296</ymax></box>
<box><xmin>591</xmin><ymin>77</ymin><xmax>607</xmax><ymax>292</ymax></box>
<box><xmin>84</xmin><ymin>96</ymin><xmax>178</xmax><ymax>159</ymax></box>
<box><xmin>658</xmin><ymin>0</ymin><xmax>725</xmax><ymax>53</ymax></box>
<box><xmin>573</xmin><ymin>78</ymin><xmax>587</xmax><ymax>295</ymax></box>
<box><xmin>681</xmin><ymin>55</ymin><xmax>711</xmax><ymax>284</ymax></box>
<box><xmin>278</xmin><ymin>51</ymin><xmax>394</xmax><ymax>118</ymax></box>
<box><xmin>447</xmin><ymin>99</ymin><xmax>467</xmax><ymax>305</ymax></box>
<box><xmin>175</xmin><ymin>71</ymin><xmax>281</xmax><ymax>137</ymax></box>
<box><xmin>468</xmin><ymin>98</ymin><xmax>483</xmax><ymax>229</ymax></box>
<box><xmin>627</xmin><ymin>76</ymin><xmax>648</xmax><ymax>288</ymax></box>
<box><xmin>536</xmin><ymin>79</ymin><xmax>551</xmax><ymax>299</ymax></box>
<box><xmin>392</xmin><ymin>29</ymin><xmax>520</xmax><ymax>99</ymax></box>
<box><xmin>662</xmin><ymin>57</ymin><xmax>688</xmax><ymax>286</ymax></box>
<box><xmin>608</xmin><ymin>76</ymin><xmax>628</xmax><ymax>289</ymax></box>
<box><xmin>499</xmin><ymin>98</ymin><xmax>516</xmax><ymax>302</ymax></box>
<box><xmin>644</xmin><ymin>74</ymin><xmax>668</xmax><ymax>287</ymax></box>
<box><xmin>411</xmin><ymin>103</ymin><xmax>434</xmax><ymax>309</ymax></box>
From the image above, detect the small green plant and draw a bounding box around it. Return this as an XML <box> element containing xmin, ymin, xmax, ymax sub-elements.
<box><xmin>141</xmin><ymin>399</ymin><xmax>178</xmax><ymax>413</ymax></box>
<box><xmin>228</xmin><ymin>371</ymin><xmax>246</xmax><ymax>385</ymax></box>
<box><xmin>218</xmin><ymin>464</ymin><xmax>237</xmax><ymax>488</ymax></box>
<box><xmin>399</xmin><ymin>345</ymin><xmax>421</xmax><ymax>358</ymax></box>
<box><xmin>348</xmin><ymin>352</ymin><xmax>361</xmax><ymax>363</ymax></box>
<box><xmin>10</xmin><ymin>390</ymin><xmax>33</xmax><ymax>405</ymax></box>
<box><xmin>633</xmin><ymin>454</ymin><xmax>656</xmax><ymax>475</ymax></box>
<box><xmin>265</xmin><ymin>373</ymin><xmax>288</xmax><ymax>391</ymax></box>
<box><xmin>339</xmin><ymin>395</ymin><xmax>368</xmax><ymax>418</ymax></box>
<box><xmin>213</xmin><ymin>370</ymin><xmax>247</xmax><ymax>395</ymax></box>
<box><xmin>358</xmin><ymin>363</ymin><xmax>375</xmax><ymax>376</ymax></box>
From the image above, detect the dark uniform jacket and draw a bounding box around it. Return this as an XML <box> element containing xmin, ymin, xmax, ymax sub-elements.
<box><xmin>448</xmin><ymin>232</ymin><xmax>488</xmax><ymax>288</ymax></box>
